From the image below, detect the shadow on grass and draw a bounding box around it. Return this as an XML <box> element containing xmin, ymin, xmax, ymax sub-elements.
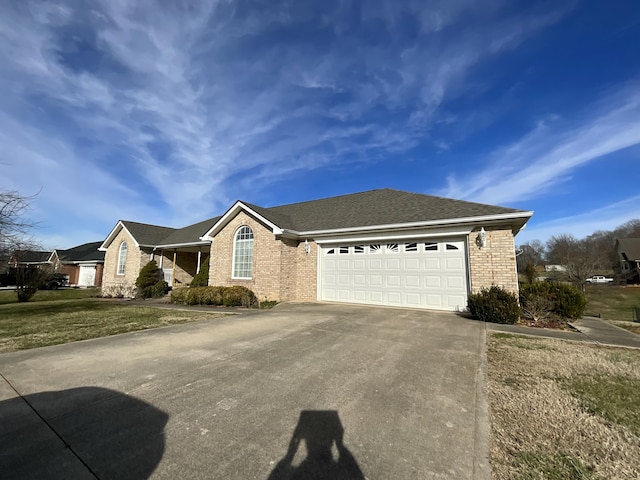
<box><xmin>0</xmin><ymin>299</ymin><xmax>113</xmax><ymax>316</ymax></box>
<box><xmin>0</xmin><ymin>386</ymin><xmax>168</xmax><ymax>480</ymax></box>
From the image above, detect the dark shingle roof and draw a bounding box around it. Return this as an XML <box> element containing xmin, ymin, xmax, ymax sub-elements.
<box><xmin>247</xmin><ymin>188</ymin><xmax>525</xmax><ymax>232</ymax></box>
<box><xmin>121</xmin><ymin>221</ymin><xmax>177</xmax><ymax>246</ymax></box>
<box><xmin>158</xmin><ymin>217</ymin><xmax>221</xmax><ymax>246</ymax></box>
<box><xmin>58</xmin><ymin>242</ymin><xmax>105</xmax><ymax>262</ymax></box>
<box><xmin>617</xmin><ymin>238</ymin><xmax>640</xmax><ymax>260</ymax></box>
<box><xmin>116</xmin><ymin>188</ymin><xmax>529</xmax><ymax>247</ymax></box>
<box><xmin>15</xmin><ymin>251</ymin><xmax>52</xmax><ymax>263</ymax></box>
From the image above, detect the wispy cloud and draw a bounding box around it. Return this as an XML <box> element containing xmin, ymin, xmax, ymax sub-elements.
<box><xmin>516</xmin><ymin>194</ymin><xmax>640</xmax><ymax>243</ymax></box>
<box><xmin>1</xmin><ymin>0</ymin><xmax>574</xmax><ymax>247</ymax></box>
<box><xmin>441</xmin><ymin>86</ymin><xmax>640</xmax><ymax>205</ymax></box>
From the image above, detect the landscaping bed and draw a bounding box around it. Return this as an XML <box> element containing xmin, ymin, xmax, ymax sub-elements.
<box><xmin>487</xmin><ymin>333</ymin><xmax>640</xmax><ymax>479</ymax></box>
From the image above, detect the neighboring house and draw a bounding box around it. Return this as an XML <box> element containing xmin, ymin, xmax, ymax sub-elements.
<box><xmin>616</xmin><ymin>238</ymin><xmax>640</xmax><ymax>284</ymax></box>
<box><xmin>100</xmin><ymin>188</ymin><xmax>533</xmax><ymax>312</ymax></box>
<box><xmin>544</xmin><ymin>265</ymin><xmax>567</xmax><ymax>272</ymax></box>
<box><xmin>57</xmin><ymin>242</ymin><xmax>106</xmax><ymax>287</ymax></box>
<box><xmin>9</xmin><ymin>250</ymin><xmax>59</xmax><ymax>269</ymax></box>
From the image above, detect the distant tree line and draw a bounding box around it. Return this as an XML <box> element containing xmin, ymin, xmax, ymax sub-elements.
<box><xmin>517</xmin><ymin>219</ymin><xmax>640</xmax><ymax>290</ymax></box>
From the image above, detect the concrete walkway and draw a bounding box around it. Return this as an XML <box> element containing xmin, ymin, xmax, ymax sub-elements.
<box><xmin>488</xmin><ymin>316</ymin><xmax>640</xmax><ymax>349</ymax></box>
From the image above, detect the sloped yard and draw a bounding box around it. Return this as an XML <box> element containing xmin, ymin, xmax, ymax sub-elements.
<box><xmin>487</xmin><ymin>333</ymin><xmax>640</xmax><ymax>479</ymax></box>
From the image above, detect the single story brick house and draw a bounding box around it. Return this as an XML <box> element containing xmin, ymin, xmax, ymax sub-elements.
<box><xmin>99</xmin><ymin>189</ymin><xmax>532</xmax><ymax>311</ymax></box>
<box><xmin>57</xmin><ymin>242</ymin><xmax>105</xmax><ymax>287</ymax></box>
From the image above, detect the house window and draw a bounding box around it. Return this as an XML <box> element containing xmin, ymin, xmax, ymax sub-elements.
<box><xmin>425</xmin><ymin>242</ymin><xmax>438</xmax><ymax>251</ymax></box>
<box><xmin>117</xmin><ymin>241</ymin><xmax>127</xmax><ymax>275</ymax></box>
<box><xmin>232</xmin><ymin>226</ymin><xmax>254</xmax><ymax>279</ymax></box>
<box><xmin>354</xmin><ymin>245</ymin><xmax>365</xmax><ymax>254</ymax></box>
<box><xmin>339</xmin><ymin>246</ymin><xmax>349</xmax><ymax>254</ymax></box>
<box><xmin>325</xmin><ymin>248</ymin><xmax>335</xmax><ymax>255</ymax></box>
<box><xmin>386</xmin><ymin>243</ymin><xmax>399</xmax><ymax>253</ymax></box>
<box><xmin>446</xmin><ymin>244</ymin><xmax>459</xmax><ymax>250</ymax></box>
<box><xmin>369</xmin><ymin>244</ymin><xmax>382</xmax><ymax>253</ymax></box>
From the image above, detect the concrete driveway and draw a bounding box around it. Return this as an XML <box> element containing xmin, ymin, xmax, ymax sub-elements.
<box><xmin>0</xmin><ymin>303</ymin><xmax>490</xmax><ymax>479</ymax></box>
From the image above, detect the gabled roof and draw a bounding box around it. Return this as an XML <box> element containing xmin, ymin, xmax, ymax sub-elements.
<box><xmin>58</xmin><ymin>242</ymin><xmax>105</xmax><ymax>263</ymax></box>
<box><xmin>205</xmin><ymin>188</ymin><xmax>532</xmax><ymax>238</ymax></box>
<box><xmin>121</xmin><ymin>221</ymin><xmax>177</xmax><ymax>246</ymax></box>
<box><xmin>13</xmin><ymin>250</ymin><xmax>54</xmax><ymax>263</ymax></box>
<box><xmin>617</xmin><ymin>238</ymin><xmax>640</xmax><ymax>261</ymax></box>
<box><xmin>103</xmin><ymin>188</ymin><xmax>533</xmax><ymax>250</ymax></box>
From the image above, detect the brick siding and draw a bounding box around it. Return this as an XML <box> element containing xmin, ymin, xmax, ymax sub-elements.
<box><xmin>208</xmin><ymin>211</ymin><xmax>318</xmax><ymax>302</ymax></box>
<box><xmin>467</xmin><ymin>227</ymin><xmax>518</xmax><ymax>294</ymax></box>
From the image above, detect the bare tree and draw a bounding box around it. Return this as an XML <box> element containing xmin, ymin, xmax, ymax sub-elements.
<box><xmin>516</xmin><ymin>240</ymin><xmax>546</xmax><ymax>283</ymax></box>
<box><xmin>546</xmin><ymin>234</ymin><xmax>600</xmax><ymax>291</ymax></box>
<box><xmin>0</xmin><ymin>190</ymin><xmax>38</xmax><ymax>266</ymax></box>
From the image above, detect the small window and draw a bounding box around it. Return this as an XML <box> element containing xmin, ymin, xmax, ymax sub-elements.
<box><xmin>424</xmin><ymin>242</ymin><xmax>438</xmax><ymax>251</ymax></box>
<box><xmin>326</xmin><ymin>248</ymin><xmax>335</xmax><ymax>255</ymax></box>
<box><xmin>369</xmin><ymin>244</ymin><xmax>382</xmax><ymax>253</ymax></box>
<box><xmin>386</xmin><ymin>243</ymin><xmax>398</xmax><ymax>253</ymax></box>
<box><xmin>117</xmin><ymin>241</ymin><xmax>127</xmax><ymax>275</ymax></box>
<box><xmin>446</xmin><ymin>244</ymin><xmax>459</xmax><ymax>251</ymax></box>
<box><xmin>405</xmin><ymin>243</ymin><xmax>417</xmax><ymax>252</ymax></box>
<box><xmin>354</xmin><ymin>245</ymin><xmax>365</xmax><ymax>254</ymax></box>
<box><xmin>339</xmin><ymin>246</ymin><xmax>349</xmax><ymax>254</ymax></box>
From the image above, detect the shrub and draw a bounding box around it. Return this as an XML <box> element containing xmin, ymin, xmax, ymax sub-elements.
<box><xmin>135</xmin><ymin>260</ymin><xmax>163</xmax><ymax>298</ymax></box>
<box><xmin>170</xmin><ymin>285</ymin><xmax>257</xmax><ymax>307</ymax></box>
<box><xmin>190</xmin><ymin>257</ymin><xmax>209</xmax><ymax>287</ymax></box>
<box><xmin>519</xmin><ymin>282</ymin><xmax>586</xmax><ymax>320</ymax></box>
<box><xmin>101</xmin><ymin>282</ymin><xmax>136</xmax><ymax>298</ymax></box>
<box><xmin>467</xmin><ymin>286</ymin><xmax>520</xmax><ymax>324</ymax></box>
<box><xmin>142</xmin><ymin>280</ymin><xmax>170</xmax><ymax>299</ymax></box>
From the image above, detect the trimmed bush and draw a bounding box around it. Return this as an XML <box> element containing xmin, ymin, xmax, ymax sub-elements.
<box><xmin>143</xmin><ymin>280</ymin><xmax>170</xmax><ymax>299</ymax></box>
<box><xmin>190</xmin><ymin>257</ymin><xmax>210</xmax><ymax>287</ymax></box>
<box><xmin>135</xmin><ymin>260</ymin><xmax>164</xmax><ymax>298</ymax></box>
<box><xmin>467</xmin><ymin>286</ymin><xmax>520</xmax><ymax>324</ymax></box>
<box><xmin>519</xmin><ymin>282</ymin><xmax>586</xmax><ymax>320</ymax></box>
<box><xmin>171</xmin><ymin>285</ymin><xmax>257</xmax><ymax>307</ymax></box>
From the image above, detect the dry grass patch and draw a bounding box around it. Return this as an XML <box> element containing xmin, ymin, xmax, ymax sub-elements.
<box><xmin>0</xmin><ymin>299</ymin><xmax>229</xmax><ymax>353</ymax></box>
<box><xmin>487</xmin><ymin>334</ymin><xmax>640</xmax><ymax>480</ymax></box>
<box><xmin>585</xmin><ymin>286</ymin><xmax>640</xmax><ymax>322</ymax></box>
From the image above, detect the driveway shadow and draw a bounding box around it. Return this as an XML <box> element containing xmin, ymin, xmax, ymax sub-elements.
<box><xmin>268</xmin><ymin>410</ymin><xmax>364</xmax><ymax>480</ymax></box>
<box><xmin>0</xmin><ymin>386</ymin><xmax>168</xmax><ymax>480</ymax></box>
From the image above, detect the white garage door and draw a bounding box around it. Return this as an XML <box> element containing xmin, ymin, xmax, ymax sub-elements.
<box><xmin>320</xmin><ymin>239</ymin><xmax>468</xmax><ymax>311</ymax></box>
<box><xmin>78</xmin><ymin>265</ymin><xmax>96</xmax><ymax>287</ymax></box>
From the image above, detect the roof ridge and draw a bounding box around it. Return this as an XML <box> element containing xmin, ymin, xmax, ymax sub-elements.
<box><xmin>256</xmin><ymin>188</ymin><xmax>394</xmax><ymax>210</ymax></box>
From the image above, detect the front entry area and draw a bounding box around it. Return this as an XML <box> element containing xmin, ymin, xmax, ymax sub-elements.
<box><xmin>320</xmin><ymin>238</ymin><xmax>469</xmax><ymax>311</ymax></box>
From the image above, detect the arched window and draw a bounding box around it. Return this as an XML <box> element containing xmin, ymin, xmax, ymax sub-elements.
<box><xmin>232</xmin><ymin>226</ymin><xmax>254</xmax><ymax>279</ymax></box>
<box><xmin>117</xmin><ymin>241</ymin><xmax>127</xmax><ymax>275</ymax></box>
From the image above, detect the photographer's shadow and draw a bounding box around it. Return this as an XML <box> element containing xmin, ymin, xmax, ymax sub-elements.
<box><xmin>268</xmin><ymin>410</ymin><xmax>364</xmax><ymax>480</ymax></box>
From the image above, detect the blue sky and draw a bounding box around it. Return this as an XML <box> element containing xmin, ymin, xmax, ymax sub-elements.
<box><xmin>1</xmin><ymin>0</ymin><xmax>639</xmax><ymax>249</ymax></box>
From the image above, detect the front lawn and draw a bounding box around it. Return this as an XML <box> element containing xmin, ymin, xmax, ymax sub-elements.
<box><xmin>585</xmin><ymin>285</ymin><xmax>640</xmax><ymax>322</ymax></box>
<box><xmin>487</xmin><ymin>333</ymin><xmax>640</xmax><ymax>479</ymax></box>
<box><xmin>0</xmin><ymin>296</ymin><xmax>229</xmax><ymax>353</ymax></box>
<box><xmin>0</xmin><ymin>288</ymin><xmax>100</xmax><ymax>305</ymax></box>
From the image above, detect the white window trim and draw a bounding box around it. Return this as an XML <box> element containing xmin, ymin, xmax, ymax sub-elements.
<box><xmin>117</xmin><ymin>241</ymin><xmax>127</xmax><ymax>276</ymax></box>
<box><xmin>231</xmin><ymin>226</ymin><xmax>254</xmax><ymax>280</ymax></box>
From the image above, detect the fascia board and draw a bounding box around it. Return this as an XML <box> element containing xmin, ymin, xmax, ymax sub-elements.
<box><xmin>201</xmin><ymin>202</ymin><xmax>283</xmax><ymax>240</ymax></box>
<box><xmin>312</xmin><ymin>225</ymin><xmax>475</xmax><ymax>245</ymax></box>
<box><xmin>296</xmin><ymin>211</ymin><xmax>534</xmax><ymax>237</ymax></box>
<box><xmin>153</xmin><ymin>241</ymin><xmax>211</xmax><ymax>249</ymax></box>
<box><xmin>98</xmin><ymin>221</ymin><xmax>141</xmax><ymax>250</ymax></box>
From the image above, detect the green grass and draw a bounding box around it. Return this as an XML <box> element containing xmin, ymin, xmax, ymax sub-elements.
<box><xmin>0</xmin><ymin>288</ymin><xmax>100</xmax><ymax>305</ymax></box>
<box><xmin>585</xmin><ymin>285</ymin><xmax>640</xmax><ymax>322</ymax></box>
<box><xmin>561</xmin><ymin>374</ymin><xmax>640</xmax><ymax>437</ymax></box>
<box><xmin>514</xmin><ymin>452</ymin><xmax>594</xmax><ymax>480</ymax></box>
<box><xmin>0</xmin><ymin>297</ymin><xmax>228</xmax><ymax>352</ymax></box>
<box><xmin>490</xmin><ymin>332</ymin><xmax>555</xmax><ymax>350</ymax></box>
